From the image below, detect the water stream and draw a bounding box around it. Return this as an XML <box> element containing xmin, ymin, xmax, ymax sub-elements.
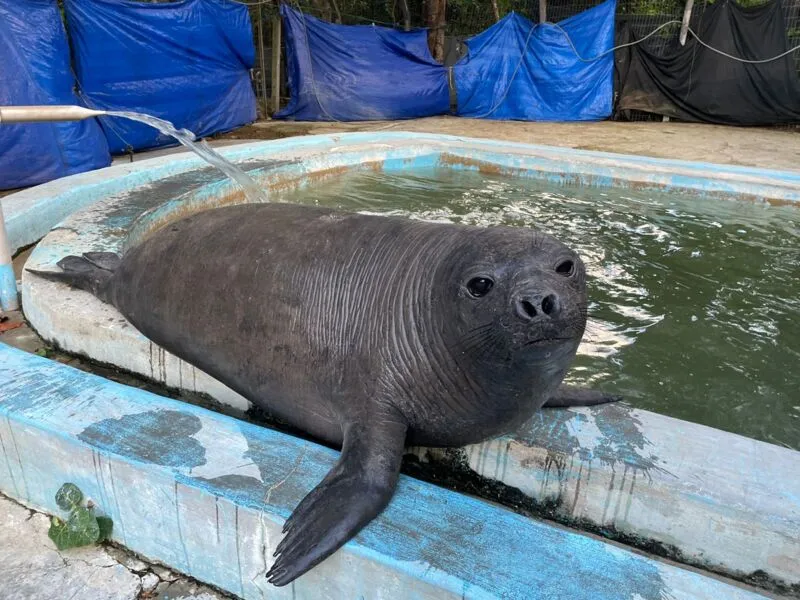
<box><xmin>104</xmin><ymin>111</ymin><xmax>266</xmax><ymax>203</ymax></box>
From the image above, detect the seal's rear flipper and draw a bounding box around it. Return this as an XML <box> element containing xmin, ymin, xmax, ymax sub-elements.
<box><xmin>266</xmin><ymin>413</ymin><xmax>407</xmax><ymax>586</ymax></box>
<box><xmin>82</xmin><ymin>252</ymin><xmax>121</xmax><ymax>271</ymax></box>
<box><xmin>543</xmin><ymin>384</ymin><xmax>623</xmax><ymax>408</ymax></box>
<box><xmin>26</xmin><ymin>253</ymin><xmax>119</xmax><ymax>302</ymax></box>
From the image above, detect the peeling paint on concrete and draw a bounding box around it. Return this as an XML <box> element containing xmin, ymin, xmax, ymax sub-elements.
<box><xmin>79</xmin><ymin>411</ymin><xmax>207</xmax><ymax>469</ymax></box>
<box><xmin>411</xmin><ymin>401</ymin><xmax>800</xmax><ymax>595</ymax></box>
<box><xmin>0</xmin><ymin>343</ymin><xmax>772</xmax><ymax>600</ymax></box>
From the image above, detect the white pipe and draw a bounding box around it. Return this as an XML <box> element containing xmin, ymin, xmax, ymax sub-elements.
<box><xmin>0</xmin><ymin>200</ymin><xmax>19</xmax><ymax>312</ymax></box>
<box><xmin>0</xmin><ymin>105</ymin><xmax>106</xmax><ymax>124</ymax></box>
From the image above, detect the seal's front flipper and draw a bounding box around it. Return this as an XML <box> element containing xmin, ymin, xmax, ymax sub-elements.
<box><xmin>266</xmin><ymin>413</ymin><xmax>407</xmax><ymax>587</ymax></box>
<box><xmin>542</xmin><ymin>384</ymin><xmax>622</xmax><ymax>408</ymax></box>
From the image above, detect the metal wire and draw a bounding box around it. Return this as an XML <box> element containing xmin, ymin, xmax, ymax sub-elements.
<box><xmin>551</xmin><ymin>19</ymin><xmax>682</xmax><ymax>62</ymax></box>
<box><xmin>551</xmin><ymin>19</ymin><xmax>800</xmax><ymax>63</ymax></box>
<box><xmin>686</xmin><ymin>26</ymin><xmax>800</xmax><ymax>63</ymax></box>
<box><xmin>470</xmin><ymin>23</ymin><xmax>539</xmax><ymax>118</ymax></box>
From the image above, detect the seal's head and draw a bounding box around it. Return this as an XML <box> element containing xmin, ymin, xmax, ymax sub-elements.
<box><xmin>454</xmin><ymin>226</ymin><xmax>586</xmax><ymax>353</ymax></box>
<box><xmin>432</xmin><ymin>225</ymin><xmax>587</xmax><ymax>418</ymax></box>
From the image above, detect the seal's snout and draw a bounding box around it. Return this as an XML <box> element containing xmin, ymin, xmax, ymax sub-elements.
<box><xmin>514</xmin><ymin>292</ymin><xmax>561</xmax><ymax>322</ymax></box>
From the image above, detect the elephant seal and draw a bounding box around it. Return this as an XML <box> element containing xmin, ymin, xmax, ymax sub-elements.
<box><xmin>31</xmin><ymin>202</ymin><xmax>617</xmax><ymax>585</ymax></box>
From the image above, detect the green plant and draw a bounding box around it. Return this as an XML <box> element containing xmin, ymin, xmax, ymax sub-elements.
<box><xmin>47</xmin><ymin>483</ymin><xmax>113</xmax><ymax>551</ymax></box>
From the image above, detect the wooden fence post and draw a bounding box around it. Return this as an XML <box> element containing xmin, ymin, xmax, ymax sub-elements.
<box><xmin>271</xmin><ymin>14</ymin><xmax>282</xmax><ymax>116</ymax></box>
<box><xmin>426</xmin><ymin>0</ymin><xmax>447</xmax><ymax>62</ymax></box>
<box><xmin>257</xmin><ymin>5</ymin><xmax>269</xmax><ymax>118</ymax></box>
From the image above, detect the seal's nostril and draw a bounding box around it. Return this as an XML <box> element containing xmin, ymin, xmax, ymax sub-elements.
<box><xmin>541</xmin><ymin>294</ymin><xmax>559</xmax><ymax>316</ymax></box>
<box><xmin>520</xmin><ymin>300</ymin><xmax>537</xmax><ymax>320</ymax></box>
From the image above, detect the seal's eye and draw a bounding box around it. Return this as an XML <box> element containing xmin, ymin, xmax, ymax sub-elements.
<box><xmin>556</xmin><ymin>260</ymin><xmax>575</xmax><ymax>277</ymax></box>
<box><xmin>467</xmin><ymin>277</ymin><xmax>494</xmax><ymax>298</ymax></box>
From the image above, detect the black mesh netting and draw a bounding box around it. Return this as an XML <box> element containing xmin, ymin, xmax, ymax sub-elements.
<box><xmin>615</xmin><ymin>0</ymin><xmax>800</xmax><ymax>125</ymax></box>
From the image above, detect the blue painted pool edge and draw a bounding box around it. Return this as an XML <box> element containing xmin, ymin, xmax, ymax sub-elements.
<box><xmin>3</xmin><ymin>132</ymin><xmax>800</xmax><ymax>255</ymax></box>
<box><xmin>0</xmin><ymin>343</ymin><xmax>769</xmax><ymax>600</ymax></box>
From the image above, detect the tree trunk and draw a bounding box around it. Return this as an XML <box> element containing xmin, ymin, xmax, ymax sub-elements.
<box><xmin>311</xmin><ymin>0</ymin><xmax>331</xmax><ymax>22</ymax></box>
<box><xmin>425</xmin><ymin>0</ymin><xmax>446</xmax><ymax>62</ymax></box>
<box><xmin>491</xmin><ymin>0</ymin><xmax>500</xmax><ymax>21</ymax></box>
<box><xmin>329</xmin><ymin>0</ymin><xmax>342</xmax><ymax>24</ymax></box>
<box><xmin>400</xmin><ymin>0</ymin><xmax>411</xmax><ymax>31</ymax></box>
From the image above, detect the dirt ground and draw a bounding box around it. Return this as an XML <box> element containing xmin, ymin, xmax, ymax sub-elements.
<box><xmin>216</xmin><ymin>116</ymin><xmax>800</xmax><ymax>173</ymax></box>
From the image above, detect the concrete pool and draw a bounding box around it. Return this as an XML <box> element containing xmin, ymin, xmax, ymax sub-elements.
<box><xmin>2</xmin><ymin>132</ymin><xmax>799</xmax><ymax>598</ymax></box>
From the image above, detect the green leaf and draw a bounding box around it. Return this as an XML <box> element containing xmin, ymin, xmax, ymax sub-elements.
<box><xmin>96</xmin><ymin>516</ymin><xmax>114</xmax><ymax>542</ymax></box>
<box><xmin>67</xmin><ymin>507</ymin><xmax>101</xmax><ymax>543</ymax></box>
<box><xmin>48</xmin><ymin>518</ymin><xmax>73</xmax><ymax>551</ymax></box>
<box><xmin>55</xmin><ymin>483</ymin><xmax>83</xmax><ymax>511</ymax></box>
<box><xmin>48</xmin><ymin>507</ymin><xmax>101</xmax><ymax>550</ymax></box>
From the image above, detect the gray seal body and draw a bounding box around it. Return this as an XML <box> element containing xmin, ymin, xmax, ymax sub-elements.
<box><xmin>33</xmin><ymin>202</ymin><xmax>617</xmax><ymax>585</ymax></box>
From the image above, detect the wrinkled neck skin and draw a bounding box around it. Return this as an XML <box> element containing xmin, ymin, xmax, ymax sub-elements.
<box><xmin>370</xmin><ymin>224</ymin><xmax>585</xmax><ymax>448</ymax></box>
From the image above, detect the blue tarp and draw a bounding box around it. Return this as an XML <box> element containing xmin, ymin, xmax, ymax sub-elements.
<box><xmin>276</xmin><ymin>5</ymin><xmax>450</xmax><ymax>121</ymax></box>
<box><xmin>0</xmin><ymin>0</ymin><xmax>110</xmax><ymax>190</ymax></box>
<box><xmin>454</xmin><ymin>0</ymin><xmax>616</xmax><ymax>121</ymax></box>
<box><xmin>64</xmin><ymin>0</ymin><xmax>257</xmax><ymax>153</ymax></box>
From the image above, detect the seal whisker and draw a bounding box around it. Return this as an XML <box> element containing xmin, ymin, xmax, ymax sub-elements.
<box><xmin>451</xmin><ymin>323</ymin><xmax>496</xmax><ymax>353</ymax></box>
<box><xmin>454</xmin><ymin>324</ymin><xmax>503</xmax><ymax>354</ymax></box>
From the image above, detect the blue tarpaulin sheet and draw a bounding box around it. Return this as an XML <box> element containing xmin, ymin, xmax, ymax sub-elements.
<box><xmin>276</xmin><ymin>4</ymin><xmax>450</xmax><ymax>121</ymax></box>
<box><xmin>65</xmin><ymin>0</ymin><xmax>257</xmax><ymax>153</ymax></box>
<box><xmin>0</xmin><ymin>0</ymin><xmax>110</xmax><ymax>190</ymax></box>
<box><xmin>454</xmin><ymin>0</ymin><xmax>616</xmax><ymax>121</ymax></box>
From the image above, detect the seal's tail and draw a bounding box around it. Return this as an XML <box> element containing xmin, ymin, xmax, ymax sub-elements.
<box><xmin>27</xmin><ymin>252</ymin><xmax>120</xmax><ymax>303</ymax></box>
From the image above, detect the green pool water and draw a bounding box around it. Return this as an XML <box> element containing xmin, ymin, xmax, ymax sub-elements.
<box><xmin>276</xmin><ymin>168</ymin><xmax>800</xmax><ymax>450</ymax></box>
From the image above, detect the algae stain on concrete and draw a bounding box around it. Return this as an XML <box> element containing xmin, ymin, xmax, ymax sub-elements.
<box><xmin>519</xmin><ymin>404</ymin><xmax>667</xmax><ymax>477</ymax></box>
<box><xmin>78</xmin><ymin>410</ymin><xmax>206</xmax><ymax>469</ymax></box>
<box><xmin>592</xmin><ymin>404</ymin><xmax>667</xmax><ymax>475</ymax></box>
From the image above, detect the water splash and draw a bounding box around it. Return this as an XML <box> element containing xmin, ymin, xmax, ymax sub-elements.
<box><xmin>104</xmin><ymin>111</ymin><xmax>266</xmax><ymax>203</ymax></box>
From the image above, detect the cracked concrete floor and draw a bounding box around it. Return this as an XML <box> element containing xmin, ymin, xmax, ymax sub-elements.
<box><xmin>0</xmin><ymin>494</ymin><xmax>232</xmax><ymax>600</ymax></box>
